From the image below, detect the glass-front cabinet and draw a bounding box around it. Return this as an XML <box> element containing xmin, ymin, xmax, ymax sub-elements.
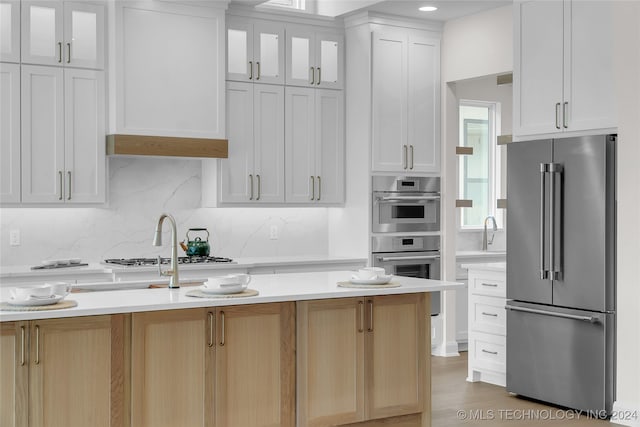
<box><xmin>21</xmin><ymin>0</ymin><xmax>104</xmax><ymax>69</ymax></box>
<box><xmin>0</xmin><ymin>0</ymin><xmax>21</xmax><ymax>62</ymax></box>
<box><xmin>227</xmin><ymin>17</ymin><xmax>285</xmax><ymax>85</ymax></box>
<box><xmin>286</xmin><ymin>26</ymin><xmax>343</xmax><ymax>89</ymax></box>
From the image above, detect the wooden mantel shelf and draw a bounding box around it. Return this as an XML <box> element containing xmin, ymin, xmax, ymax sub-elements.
<box><xmin>106</xmin><ymin>134</ymin><xmax>228</xmax><ymax>158</ymax></box>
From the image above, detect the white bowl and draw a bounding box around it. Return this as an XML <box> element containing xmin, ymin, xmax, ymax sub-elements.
<box><xmin>354</xmin><ymin>267</ymin><xmax>386</xmax><ymax>280</ymax></box>
<box><xmin>10</xmin><ymin>285</ymin><xmax>53</xmax><ymax>300</ymax></box>
<box><xmin>205</xmin><ymin>274</ymin><xmax>251</xmax><ymax>288</ymax></box>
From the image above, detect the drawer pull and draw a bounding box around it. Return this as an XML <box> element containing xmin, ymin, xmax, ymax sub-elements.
<box><xmin>481</xmin><ymin>282</ymin><xmax>498</xmax><ymax>287</ymax></box>
<box><xmin>481</xmin><ymin>349</ymin><xmax>498</xmax><ymax>355</ymax></box>
<box><xmin>481</xmin><ymin>312</ymin><xmax>498</xmax><ymax>317</ymax></box>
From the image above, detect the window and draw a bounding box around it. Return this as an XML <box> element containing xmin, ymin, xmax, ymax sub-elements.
<box><xmin>262</xmin><ymin>0</ymin><xmax>306</xmax><ymax>11</ymax></box>
<box><xmin>458</xmin><ymin>100</ymin><xmax>503</xmax><ymax>229</ymax></box>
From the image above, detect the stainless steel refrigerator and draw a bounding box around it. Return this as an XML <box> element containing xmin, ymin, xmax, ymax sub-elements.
<box><xmin>506</xmin><ymin>134</ymin><xmax>616</xmax><ymax>414</ymax></box>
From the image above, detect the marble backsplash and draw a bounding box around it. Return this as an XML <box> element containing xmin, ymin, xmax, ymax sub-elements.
<box><xmin>0</xmin><ymin>157</ymin><xmax>329</xmax><ymax>267</ymax></box>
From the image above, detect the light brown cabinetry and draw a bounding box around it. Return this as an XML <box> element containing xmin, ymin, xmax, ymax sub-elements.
<box><xmin>0</xmin><ymin>316</ymin><xmax>125</xmax><ymax>427</ymax></box>
<box><xmin>297</xmin><ymin>294</ymin><xmax>430</xmax><ymax>427</ymax></box>
<box><xmin>131</xmin><ymin>302</ymin><xmax>295</xmax><ymax>427</ymax></box>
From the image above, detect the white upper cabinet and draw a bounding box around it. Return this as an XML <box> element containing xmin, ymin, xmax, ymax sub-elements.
<box><xmin>285</xmin><ymin>87</ymin><xmax>344</xmax><ymax>204</ymax></box>
<box><xmin>227</xmin><ymin>17</ymin><xmax>284</xmax><ymax>85</ymax></box>
<box><xmin>514</xmin><ymin>0</ymin><xmax>616</xmax><ymax>137</ymax></box>
<box><xmin>286</xmin><ymin>26</ymin><xmax>343</xmax><ymax>89</ymax></box>
<box><xmin>0</xmin><ymin>0</ymin><xmax>21</xmax><ymax>62</ymax></box>
<box><xmin>114</xmin><ymin>1</ymin><xmax>224</xmax><ymax>138</ymax></box>
<box><xmin>21</xmin><ymin>65</ymin><xmax>105</xmax><ymax>204</ymax></box>
<box><xmin>21</xmin><ymin>0</ymin><xmax>104</xmax><ymax>69</ymax></box>
<box><xmin>0</xmin><ymin>63</ymin><xmax>20</xmax><ymax>203</ymax></box>
<box><xmin>372</xmin><ymin>32</ymin><xmax>440</xmax><ymax>174</ymax></box>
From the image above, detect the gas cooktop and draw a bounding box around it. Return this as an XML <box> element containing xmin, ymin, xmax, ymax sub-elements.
<box><xmin>103</xmin><ymin>256</ymin><xmax>235</xmax><ymax>267</ymax></box>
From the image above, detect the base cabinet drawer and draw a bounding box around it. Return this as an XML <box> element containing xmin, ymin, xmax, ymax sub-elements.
<box><xmin>470</xmin><ymin>273</ymin><xmax>506</xmax><ymax>298</ymax></box>
<box><xmin>469</xmin><ymin>294</ymin><xmax>506</xmax><ymax>335</ymax></box>
<box><xmin>469</xmin><ymin>331</ymin><xmax>506</xmax><ymax>374</ymax></box>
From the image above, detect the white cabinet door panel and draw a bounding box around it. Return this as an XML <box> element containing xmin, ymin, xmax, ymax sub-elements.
<box><xmin>285</xmin><ymin>87</ymin><xmax>315</xmax><ymax>203</ymax></box>
<box><xmin>372</xmin><ymin>33</ymin><xmax>407</xmax><ymax>172</ymax></box>
<box><xmin>316</xmin><ymin>32</ymin><xmax>343</xmax><ymax>90</ymax></box>
<box><xmin>21</xmin><ymin>0</ymin><xmax>64</xmax><ymax>66</ymax></box>
<box><xmin>64</xmin><ymin>69</ymin><xmax>105</xmax><ymax>203</ymax></box>
<box><xmin>0</xmin><ymin>0</ymin><xmax>21</xmax><ymax>62</ymax></box>
<box><xmin>514</xmin><ymin>0</ymin><xmax>564</xmax><ymax>136</ymax></box>
<box><xmin>227</xmin><ymin>18</ymin><xmax>253</xmax><ymax>82</ymax></box>
<box><xmin>21</xmin><ymin>65</ymin><xmax>64</xmax><ymax>203</ymax></box>
<box><xmin>254</xmin><ymin>21</ymin><xmax>284</xmax><ymax>85</ymax></box>
<box><xmin>316</xmin><ymin>89</ymin><xmax>344</xmax><ymax>204</ymax></box>
<box><xmin>286</xmin><ymin>28</ymin><xmax>314</xmax><ymax>87</ymax></box>
<box><xmin>63</xmin><ymin>1</ymin><xmax>105</xmax><ymax>69</ymax></box>
<box><xmin>563</xmin><ymin>0</ymin><xmax>616</xmax><ymax>132</ymax></box>
<box><xmin>0</xmin><ymin>63</ymin><xmax>20</xmax><ymax>203</ymax></box>
<box><xmin>221</xmin><ymin>82</ymin><xmax>254</xmax><ymax>203</ymax></box>
<box><xmin>254</xmin><ymin>84</ymin><xmax>284</xmax><ymax>202</ymax></box>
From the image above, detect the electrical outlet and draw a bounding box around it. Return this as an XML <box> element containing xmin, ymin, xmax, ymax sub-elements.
<box><xmin>9</xmin><ymin>229</ymin><xmax>20</xmax><ymax>246</ymax></box>
<box><xmin>269</xmin><ymin>225</ymin><xmax>279</xmax><ymax>240</ymax></box>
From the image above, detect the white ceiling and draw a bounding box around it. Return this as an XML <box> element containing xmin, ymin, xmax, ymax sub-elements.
<box><xmin>366</xmin><ymin>0</ymin><xmax>512</xmax><ymax>22</ymax></box>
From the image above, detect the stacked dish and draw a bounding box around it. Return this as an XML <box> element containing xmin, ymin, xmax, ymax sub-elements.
<box><xmin>8</xmin><ymin>282</ymin><xmax>72</xmax><ymax>306</ymax></box>
<box><xmin>350</xmin><ymin>267</ymin><xmax>393</xmax><ymax>285</ymax></box>
<box><xmin>200</xmin><ymin>274</ymin><xmax>252</xmax><ymax>295</ymax></box>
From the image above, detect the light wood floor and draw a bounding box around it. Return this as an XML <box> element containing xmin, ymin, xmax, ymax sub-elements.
<box><xmin>432</xmin><ymin>352</ymin><xmax>622</xmax><ymax>427</ymax></box>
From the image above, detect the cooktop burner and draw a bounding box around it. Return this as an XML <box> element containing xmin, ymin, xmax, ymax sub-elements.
<box><xmin>104</xmin><ymin>256</ymin><xmax>235</xmax><ymax>267</ymax></box>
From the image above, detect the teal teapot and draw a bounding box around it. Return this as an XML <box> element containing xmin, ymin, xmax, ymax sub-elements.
<box><xmin>181</xmin><ymin>228</ymin><xmax>210</xmax><ymax>257</ymax></box>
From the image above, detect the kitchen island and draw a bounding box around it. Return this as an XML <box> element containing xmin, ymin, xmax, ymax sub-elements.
<box><xmin>0</xmin><ymin>271</ymin><xmax>462</xmax><ymax>427</ymax></box>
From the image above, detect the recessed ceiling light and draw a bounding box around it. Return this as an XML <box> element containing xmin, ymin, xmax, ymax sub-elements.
<box><xmin>419</xmin><ymin>6</ymin><xmax>438</xmax><ymax>12</ymax></box>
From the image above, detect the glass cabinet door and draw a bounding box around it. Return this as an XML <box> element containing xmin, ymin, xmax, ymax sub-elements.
<box><xmin>64</xmin><ymin>1</ymin><xmax>105</xmax><ymax>69</ymax></box>
<box><xmin>0</xmin><ymin>0</ymin><xmax>21</xmax><ymax>62</ymax></box>
<box><xmin>21</xmin><ymin>0</ymin><xmax>64</xmax><ymax>66</ymax></box>
<box><xmin>253</xmin><ymin>21</ymin><xmax>284</xmax><ymax>85</ymax></box>
<box><xmin>316</xmin><ymin>33</ymin><xmax>343</xmax><ymax>89</ymax></box>
<box><xmin>286</xmin><ymin>29</ymin><xmax>315</xmax><ymax>87</ymax></box>
<box><xmin>227</xmin><ymin>20</ymin><xmax>253</xmax><ymax>82</ymax></box>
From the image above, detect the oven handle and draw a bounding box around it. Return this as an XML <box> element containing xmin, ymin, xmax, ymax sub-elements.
<box><xmin>376</xmin><ymin>195</ymin><xmax>440</xmax><ymax>202</ymax></box>
<box><xmin>376</xmin><ymin>255</ymin><xmax>441</xmax><ymax>262</ymax></box>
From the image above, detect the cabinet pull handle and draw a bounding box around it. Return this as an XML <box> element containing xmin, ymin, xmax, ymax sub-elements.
<box><xmin>309</xmin><ymin>67</ymin><xmax>315</xmax><ymax>85</ymax></box>
<box><xmin>207</xmin><ymin>312</ymin><xmax>214</xmax><ymax>347</ymax></box>
<box><xmin>481</xmin><ymin>312</ymin><xmax>498</xmax><ymax>317</ymax></box>
<box><xmin>58</xmin><ymin>171</ymin><xmax>63</xmax><ymax>200</ymax></box>
<box><xmin>481</xmin><ymin>282</ymin><xmax>498</xmax><ymax>287</ymax></box>
<box><xmin>481</xmin><ymin>349</ymin><xmax>498</xmax><ymax>355</ymax></box>
<box><xmin>249</xmin><ymin>61</ymin><xmax>253</xmax><ymax>80</ymax></box>
<box><xmin>357</xmin><ymin>301</ymin><xmax>364</xmax><ymax>333</ymax></box>
<box><xmin>310</xmin><ymin>176</ymin><xmax>315</xmax><ymax>200</ymax></box>
<box><xmin>256</xmin><ymin>62</ymin><xmax>261</xmax><ymax>80</ymax></box>
<box><xmin>256</xmin><ymin>174</ymin><xmax>261</xmax><ymax>200</ymax></box>
<box><xmin>20</xmin><ymin>326</ymin><xmax>25</xmax><ymax>366</ymax></box>
<box><xmin>67</xmin><ymin>171</ymin><xmax>72</xmax><ymax>200</ymax></box>
<box><xmin>316</xmin><ymin>176</ymin><xmax>321</xmax><ymax>201</ymax></box>
<box><xmin>249</xmin><ymin>174</ymin><xmax>254</xmax><ymax>200</ymax></box>
<box><xmin>66</xmin><ymin>42</ymin><xmax>71</xmax><ymax>63</ymax></box>
<box><xmin>563</xmin><ymin>102</ymin><xmax>568</xmax><ymax>128</ymax></box>
<box><xmin>403</xmin><ymin>145</ymin><xmax>408</xmax><ymax>169</ymax></box>
<box><xmin>316</xmin><ymin>67</ymin><xmax>321</xmax><ymax>85</ymax></box>
<box><xmin>34</xmin><ymin>325</ymin><xmax>40</xmax><ymax>365</ymax></box>
<box><xmin>367</xmin><ymin>300</ymin><xmax>374</xmax><ymax>332</ymax></box>
<box><xmin>555</xmin><ymin>103</ymin><xmax>561</xmax><ymax>129</ymax></box>
<box><xmin>58</xmin><ymin>42</ymin><xmax>62</xmax><ymax>63</ymax></box>
<box><xmin>409</xmin><ymin>145</ymin><xmax>414</xmax><ymax>170</ymax></box>
<box><xmin>219</xmin><ymin>311</ymin><xmax>225</xmax><ymax>346</ymax></box>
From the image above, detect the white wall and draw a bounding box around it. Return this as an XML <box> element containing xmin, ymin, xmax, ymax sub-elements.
<box><xmin>612</xmin><ymin>2</ymin><xmax>640</xmax><ymax>424</ymax></box>
<box><xmin>0</xmin><ymin>158</ymin><xmax>329</xmax><ymax>267</ymax></box>
<box><xmin>441</xmin><ymin>5</ymin><xmax>512</xmax><ymax>83</ymax></box>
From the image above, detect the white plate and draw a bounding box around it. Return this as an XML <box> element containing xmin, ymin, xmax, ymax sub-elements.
<box><xmin>199</xmin><ymin>284</ymin><xmax>246</xmax><ymax>295</ymax></box>
<box><xmin>8</xmin><ymin>295</ymin><xmax>64</xmax><ymax>307</ymax></box>
<box><xmin>349</xmin><ymin>275</ymin><xmax>393</xmax><ymax>285</ymax></box>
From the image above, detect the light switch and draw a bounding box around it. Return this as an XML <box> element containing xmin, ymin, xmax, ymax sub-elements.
<box><xmin>9</xmin><ymin>229</ymin><xmax>20</xmax><ymax>246</ymax></box>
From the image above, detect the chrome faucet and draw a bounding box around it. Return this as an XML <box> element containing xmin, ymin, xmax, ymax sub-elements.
<box><xmin>481</xmin><ymin>216</ymin><xmax>498</xmax><ymax>251</ymax></box>
<box><xmin>152</xmin><ymin>213</ymin><xmax>180</xmax><ymax>289</ymax></box>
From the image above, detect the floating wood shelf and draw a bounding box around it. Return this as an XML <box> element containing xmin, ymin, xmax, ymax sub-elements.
<box><xmin>456</xmin><ymin>199</ymin><xmax>473</xmax><ymax>208</ymax></box>
<box><xmin>106</xmin><ymin>134</ymin><xmax>228</xmax><ymax>158</ymax></box>
<box><xmin>497</xmin><ymin>73</ymin><xmax>513</xmax><ymax>85</ymax></box>
<box><xmin>497</xmin><ymin>135</ymin><xmax>512</xmax><ymax>145</ymax></box>
<box><xmin>497</xmin><ymin>199</ymin><xmax>507</xmax><ymax>209</ymax></box>
<box><xmin>456</xmin><ymin>146</ymin><xmax>474</xmax><ymax>155</ymax></box>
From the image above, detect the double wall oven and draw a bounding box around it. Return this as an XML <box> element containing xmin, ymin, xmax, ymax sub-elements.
<box><xmin>371</xmin><ymin>176</ymin><xmax>441</xmax><ymax>315</ymax></box>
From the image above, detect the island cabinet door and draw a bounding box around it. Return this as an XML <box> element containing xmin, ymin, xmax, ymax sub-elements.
<box><xmin>297</xmin><ymin>298</ymin><xmax>366</xmax><ymax>427</ymax></box>
<box><xmin>215</xmin><ymin>302</ymin><xmax>295</xmax><ymax>427</ymax></box>
<box><xmin>366</xmin><ymin>293</ymin><xmax>427</xmax><ymax>420</ymax></box>
<box><xmin>0</xmin><ymin>322</ymin><xmax>28</xmax><ymax>427</ymax></box>
<box><xmin>131</xmin><ymin>309</ymin><xmax>215</xmax><ymax>427</ymax></box>
<box><xmin>29</xmin><ymin>315</ymin><xmax>126</xmax><ymax>427</ymax></box>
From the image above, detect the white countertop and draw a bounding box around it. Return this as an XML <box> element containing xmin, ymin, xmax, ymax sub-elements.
<box><xmin>456</xmin><ymin>250</ymin><xmax>506</xmax><ymax>261</ymax></box>
<box><xmin>460</xmin><ymin>262</ymin><xmax>507</xmax><ymax>272</ymax></box>
<box><xmin>0</xmin><ymin>256</ymin><xmax>367</xmax><ymax>281</ymax></box>
<box><xmin>0</xmin><ymin>271</ymin><xmax>463</xmax><ymax>322</ymax></box>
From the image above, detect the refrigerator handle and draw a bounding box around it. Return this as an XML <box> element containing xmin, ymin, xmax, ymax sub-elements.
<box><xmin>549</xmin><ymin>163</ymin><xmax>563</xmax><ymax>280</ymax></box>
<box><xmin>506</xmin><ymin>304</ymin><xmax>599</xmax><ymax>323</ymax></box>
<box><xmin>539</xmin><ymin>163</ymin><xmax>548</xmax><ymax>280</ymax></box>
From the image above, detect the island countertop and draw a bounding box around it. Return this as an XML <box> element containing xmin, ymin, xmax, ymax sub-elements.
<box><xmin>0</xmin><ymin>270</ymin><xmax>462</xmax><ymax>322</ymax></box>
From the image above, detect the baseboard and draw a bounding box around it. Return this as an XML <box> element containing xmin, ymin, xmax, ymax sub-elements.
<box><xmin>457</xmin><ymin>340</ymin><xmax>468</xmax><ymax>352</ymax></box>
<box><xmin>611</xmin><ymin>401</ymin><xmax>640</xmax><ymax>426</ymax></box>
<box><xmin>431</xmin><ymin>340</ymin><xmax>460</xmax><ymax>357</ymax></box>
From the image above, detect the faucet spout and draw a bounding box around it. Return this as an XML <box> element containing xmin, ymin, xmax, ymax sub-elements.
<box><xmin>481</xmin><ymin>216</ymin><xmax>498</xmax><ymax>251</ymax></box>
<box><xmin>153</xmin><ymin>213</ymin><xmax>180</xmax><ymax>288</ymax></box>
